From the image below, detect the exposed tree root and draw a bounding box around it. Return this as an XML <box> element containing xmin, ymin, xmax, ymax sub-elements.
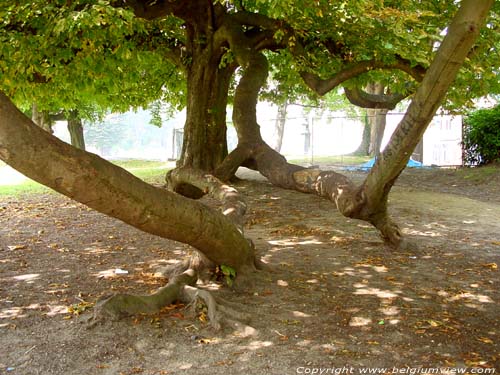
<box><xmin>92</xmin><ymin>269</ymin><xmax>198</xmax><ymax>321</ymax></box>
<box><xmin>88</xmin><ymin>264</ymin><xmax>257</xmax><ymax>331</ymax></box>
<box><xmin>181</xmin><ymin>286</ymin><xmax>253</xmax><ymax>331</ymax></box>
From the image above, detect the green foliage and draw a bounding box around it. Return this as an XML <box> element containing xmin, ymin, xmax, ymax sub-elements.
<box><xmin>0</xmin><ymin>0</ymin><xmax>498</xmax><ymax>124</ymax></box>
<box><xmin>220</xmin><ymin>265</ymin><xmax>237</xmax><ymax>287</ymax></box>
<box><xmin>0</xmin><ymin>0</ymin><xmax>185</xmax><ymax>118</ymax></box>
<box><xmin>463</xmin><ymin>105</ymin><xmax>500</xmax><ymax>165</ymax></box>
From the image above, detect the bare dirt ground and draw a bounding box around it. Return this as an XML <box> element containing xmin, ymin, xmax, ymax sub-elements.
<box><xmin>0</xmin><ymin>166</ymin><xmax>499</xmax><ymax>375</ymax></box>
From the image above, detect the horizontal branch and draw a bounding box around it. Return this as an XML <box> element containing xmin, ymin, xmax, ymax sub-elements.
<box><xmin>301</xmin><ymin>57</ymin><xmax>426</xmax><ymax>96</ymax></box>
<box><xmin>344</xmin><ymin>87</ymin><xmax>409</xmax><ymax>109</ymax></box>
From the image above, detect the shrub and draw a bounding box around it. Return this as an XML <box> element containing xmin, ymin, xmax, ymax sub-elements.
<box><xmin>462</xmin><ymin>105</ymin><xmax>500</xmax><ymax>165</ymax></box>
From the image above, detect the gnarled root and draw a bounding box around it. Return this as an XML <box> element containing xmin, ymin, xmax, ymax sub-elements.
<box><xmin>181</xmin><ymin>286</ymin><xmax>253</xmax><ymax>332</ymax></box>
<box><xmin>90</xmin><ymin>269</ymin><xmax>197</xmax><ymax>324</ymax></box>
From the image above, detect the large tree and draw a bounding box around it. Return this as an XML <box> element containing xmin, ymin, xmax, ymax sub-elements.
<box><xmin>0</xmin><ymin>0</ymin><xmax>497</xmax><ymax>322</ymax></box>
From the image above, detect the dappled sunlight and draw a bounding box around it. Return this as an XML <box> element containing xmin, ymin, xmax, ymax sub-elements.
<box><xmin>446</xmin><ymin>291</ymin><xmax>494</xmax><ymax>304</ymax></box>
<box><xmin>352</xmin><ymin>284</ymin><xmax>401</xmax><ymax>299</ymax></box>
<box><xmin>268</xmin><ymin>237</ymin><xmax>324</xmax><ymax>246</ymax></box>
<box><xmin>240</xmin><ymin>340</ymin><xmax>273</xmax><ymax>351</ymax></box>
<box><xmin>355</xmin><ymin>263</ymin><xmax>389</xmax><ymax>273</ymax></box>
<box><xmin>348</xmin><ymin>316</ymin><xmax>372</xmax><ymax>327</ymax></box>
<box><xmin>292</xmin><ymin>310</ymin><xmax>312</xmax><ymax>318</ymax></box>
<box><xmin>0</xmin><ymin>302</ymin><xmax>67</xmax><ymax>319</ymax></box>
<box><xmin>83</xmin><ymin>246</ymin><xmax>113</xmax><ymax>255</ymax></box>
<box><xmin>95</xmin><ymin>268</ymin><xmax>129</xmax><ymax>278</ymax></box>
<box><xmin>403</xmin><ymin>227</ymin><xmax>443</xmax><ymax>237</ymax></box>
<box><xmin>44</xmin><ymin>304</ymin><xmax>69</xmax><ymax>317</ymax></box>
<box><xmin>0</xmin><ymin>306</ymin><xmax>27</xmax><ymax>319</ymax></box>
<box><xmin>12</xmin><ymin>273</ymin><xmax>40</xmax><ymax>282</ymax></box>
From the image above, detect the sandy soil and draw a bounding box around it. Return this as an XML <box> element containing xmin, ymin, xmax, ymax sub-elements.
<box><xmin>0</xmin><ymin>166</ymin><xmax>499</xmax><ymax>374</ymax></box>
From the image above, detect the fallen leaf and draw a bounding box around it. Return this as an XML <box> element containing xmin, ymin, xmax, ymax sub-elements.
<box><xmin>477</xmin><ymin>337</ymin><xmax>494</xmax><ymax>344</ymax></box>
<box><xmin>481</xmin><ymin>263</ymin><xmax>497</xmax><ymax>270</ymax></box>
<box><xmin>7</xmin><ymin>245</ymin><xmax>26</xmax><ymax>251</ymax></box>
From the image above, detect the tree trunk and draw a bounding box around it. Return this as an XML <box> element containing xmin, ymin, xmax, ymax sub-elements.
<box><xmin>67</xmin><ymin>110</ymin><xmax>86</xmax><ymax>150</ymax></box>
<box><xmin>356</xmin><ymin>0</ymin><xmax>494</xmax><ymax>245</ymax></box>
<box><xmin>0</xmin><ymin>92</ymin><xmax>255</xmax><ymax>272</ymax></box>
<box><xmin>32</xmin><ymin>103</ymin><xmax>53</xmax><ymax>134</ymax></box>
<box><xmin>367</xmin><ymin>83</ymin><xmax>388</xmax><ymax>157</ymax></box>
<box><xmin>177</xmin><ymin>48</ymin><xmax>234</xmax><ymax>172</ymax></box>
<box><xmin>273</xmin><ymin>100</ymin><xmax>288</xmax><ymax>152</ymax></box>
<box><xmin>352</xmin><ymin>111</ymin><xmax>370</xmax><ymax>156</ymax></box>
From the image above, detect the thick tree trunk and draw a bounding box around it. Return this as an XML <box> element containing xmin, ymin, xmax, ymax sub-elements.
<box><xmin>67</xmin><ymin>110</ymin><xmax>86</xmax><ymax>150</ymax></box>
<box><xmin>32</xmin><ymin>103</ymin><xmax>53</xmax><ymax>134</ymax></box>
<box><xmin>0</xmin><ymin>92</ymin><xmax>255</xmax><ymax>272</ymax></box>
<box><xmin>177</xmin><ymin>54</ymin><xmax>234</xmax><ymax>172</ymax></box>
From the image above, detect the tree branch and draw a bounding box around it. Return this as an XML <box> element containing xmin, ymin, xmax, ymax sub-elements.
<box><xmin>300</xmin><ymin>56</ymin><xmax>426</xmax><ymax>96</ymax></box>
<box><xmin>344</xmin><ymin>87</ymin><xmax>410</xmax><ymax>110</ymax></box>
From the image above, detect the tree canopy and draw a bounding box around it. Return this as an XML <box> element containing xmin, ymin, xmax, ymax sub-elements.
<box><xmin>1</xmin><ymin>0</ymin><xmax>498</xmax><ymax>117</ymax></box>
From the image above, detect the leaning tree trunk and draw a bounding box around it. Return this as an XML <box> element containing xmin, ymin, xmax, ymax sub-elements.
<box><xmin>67</xmin><ymin>110</ymin><xmax>86</xmax><ymax>150</ymax></box>
<box><xmin>214</xmin><ymin>0</ymin><xmax>493</xmax><ymax>248</ymax></box>
<box><xmin>0</xmin><ymin>92</ymin><xmax>255</xmax><ymax>273</ymax></box>
<box><xmin>355</xmin><ymin>0</ymin><xmax>494</xmax><ymax>245</ymax></box>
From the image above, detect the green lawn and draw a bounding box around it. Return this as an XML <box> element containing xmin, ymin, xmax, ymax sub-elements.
<box><xmin>0</xmin><ymin>159</ymin><xmax>171</xmax><ymax>197</ymax></box>
<box><xmin>288</xmin><ymin>154</ymin><xmax>371</xmax><ymax>165</ymax></box>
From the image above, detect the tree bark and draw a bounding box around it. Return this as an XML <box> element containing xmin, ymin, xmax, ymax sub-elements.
<box><xmin>0</xmin><ymin>92</ymin><xmax>255</xmax><ymax>272</ymax></box>
<box><xmin>366</xmin><ymin>83</ymin><xmax>389</xmax><ymax>158</ymax></box>
<box><xmin>67</xmin><ymin>110</ymin><xmax>86</xmax><ymax>150</ymax></box>
<box><xmin>352</xmin><ymin>112</ymin><xmax>370</xmax><ymax>156</ymax></box>
<box><xmin>177</xmin><ymin>28</ymin><xmax>235</xmax><ymax>172</ymax></box>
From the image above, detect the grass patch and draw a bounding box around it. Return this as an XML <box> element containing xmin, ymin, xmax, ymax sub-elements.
<box><xmin>0</xmin><ymin>159</ymin><xmax>171</xmax><ymax>197</ymax></box>
<box><xmin>111</xmin><ymin>159</ymin><xmax>166</xmax><ymax>170</ymax></box>
<box><xmin>0</xmin><ymin>180</ymin><xmax>51</xmax><ymax>197</ymax></box>
<box><xmin>288</xmin><ymin>155</ymin><xmax>371</xmax><ymax>165</ymax></box>
<box><xmin>456</xmin><ymin>163</ymin><xmax>500</xmax><ymax>183</ymax></box>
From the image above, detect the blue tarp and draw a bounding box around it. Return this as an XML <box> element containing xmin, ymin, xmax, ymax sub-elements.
<box><xmin>346</xmin><ymin>157</ymin><xmax>424</xmax><ymax>171</ymax></box>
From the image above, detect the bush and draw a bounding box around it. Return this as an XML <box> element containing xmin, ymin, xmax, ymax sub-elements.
<box><xmin>462</xmin><ymin>105</ymin><xmax>500</xmax><ymax>165</ymax></box>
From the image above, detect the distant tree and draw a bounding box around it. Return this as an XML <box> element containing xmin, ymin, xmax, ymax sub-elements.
<box><xmin>463</xmin><ymin>105</ymin><xmax>500</xmax><ymax>165</ymax></box>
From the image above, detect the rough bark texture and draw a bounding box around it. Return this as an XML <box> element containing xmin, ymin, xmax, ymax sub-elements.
<box><xmin>178</xmin><ymin>60</ymin><xmax>234</xmax><ymax>171</ymax></box>
<box><xmin>67</xmin><ymin>111</ymin><xmax>86</xmax><ymax>150</ymax></box>
<box><xmin>0</xmin><ymin>92</ymin><xmax>255</xmax><ymax>272</ymax></box>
